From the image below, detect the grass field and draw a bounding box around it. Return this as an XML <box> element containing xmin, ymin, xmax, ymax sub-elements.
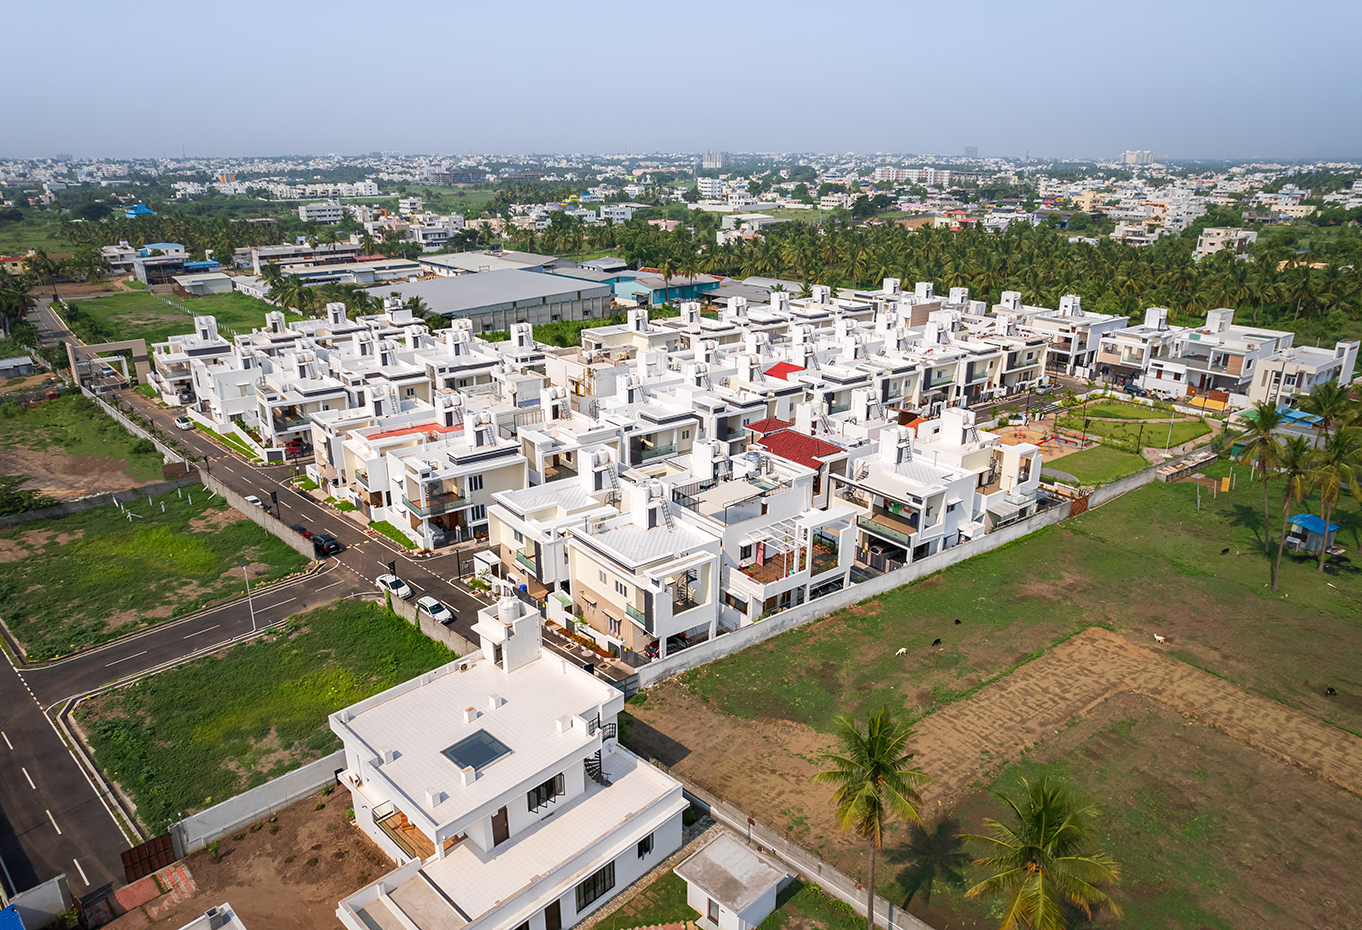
<box><xmin>1045</xmin><ymin>445</ymin><xmax>1151</xmax><ymax>484</ymax></box>
<box><xmin>680</xmin><ymin>462</ymin><xmax>1362</xmax><ymax>736</ymax></box>
<box><xmin>637</xmin><ymin>470</ymin><xmax>1362</xmax><ymax>926</ymax></box>
<box><xmin>78</xmin><ymin>600</ymin><xmax>455</xmax><ymax>834</ymax></box>
<box><xmin>1057</xmin><ymin>415</ymin><xmax>1211</xmax><ymax>449</ymax></box>
<box><xmin>918</xmin><ymin>691</ymin><xmax>1362</xmax><ymax>930</ymax></box>
<box><xmin>0</xmin><ymin>393</ymin><xmax>166</xmax><ymax>487</ymax></box>
<box><xmin>1067</xmin><ymin>401</ymin><xmax>1172</xmax><ymax>420</ymax></box>
<box><xmin>595</xmin><ymin>871</ymin><xmax>696</xmax><ymax>930</ymax></box>
<box><xmin>0</xmin><ymin>486</ymin><xmax>308</xmax><ymax>659</ymax></box>
<box><xmin>0</xmin><ymin>214</ymin><xmax>67</xmax><ymax>254</ymax></box>
<box><xmin>61</xmin><ymin>291</ymin><xmax>302</xmax><ymax>348</ymax></box>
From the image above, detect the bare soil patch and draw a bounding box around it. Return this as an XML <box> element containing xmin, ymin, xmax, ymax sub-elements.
<box><xmin>0</xmin><ymin>444</ymin><xmax>158</xmax><ymax>500</ymax></box>
<box><xmin>140</xmin><ymin>788</ymin><xmax>390</xmax><ymax>930</ymax></box>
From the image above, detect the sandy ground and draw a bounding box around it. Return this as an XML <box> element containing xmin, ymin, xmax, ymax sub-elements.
<box><xmin>139</xmin><ymin>788</ymin><xmax>390</xmax><ymax>930</ymax></box>
<box><xmin>0</xmin><ymin>444</ymin><xmax>160</xmax><ymax>500</ymax></box>
<box><xmin>626</xmin><ymin>627</ymin><xmax>1362</xmax><ymax>889</ymax></box>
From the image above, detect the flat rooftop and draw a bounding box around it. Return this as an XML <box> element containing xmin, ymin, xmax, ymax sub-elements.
<box><xmin>369</xmin><ymin>269</ymin><xmax>611</xmax><ymax>317</ymax></box>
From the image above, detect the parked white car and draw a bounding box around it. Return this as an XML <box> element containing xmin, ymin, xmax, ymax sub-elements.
<box><xmin>376</xmin><ymin>573</ymin><xmax>414</xmax><ymax>599</ymax></box>
<box><xmin>416</xmin><ymin>595</ymin><xmax>454</xmax><ymax>624</ymax></box>
<box><xmin>173</xmin><ymin>416</ymin><xmax>192</xmax><ymax>431</ymax></box>
<box><xmin>243</xmin><ymin>495</ymin><xmax>264</xmax><ymax>509</ymax></box>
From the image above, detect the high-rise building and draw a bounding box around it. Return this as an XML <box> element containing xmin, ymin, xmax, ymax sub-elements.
<box><xmin>701</xmin><ymin>150</ymin><xmax>728</xmax><ymax>170</ymax></box>
<box><xmin>964</xmin><ymin>146</ymin><xmax>979</xmax><ymax>158</ymax></box>
<box><xmin>1121</xmin><ymin>150</ymin><xmax>1154</xmax><ymax>166</ymax></box>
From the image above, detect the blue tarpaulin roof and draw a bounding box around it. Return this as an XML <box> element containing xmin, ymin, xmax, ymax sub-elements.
<box><xmin>1289</xmin><ymin>513</ymin><xmax>1338</xmax><ymax>535</ymax></box>
<box><xmin>0</xmin><ymin>904</ymin><xmax>26</xmax><ymax>930</ymax></box>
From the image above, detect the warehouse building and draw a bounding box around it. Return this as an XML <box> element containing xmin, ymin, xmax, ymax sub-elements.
<box><xmin>369</xmin><ymin>269</ymin><xmax>613</xmax><ymax>332</ymax></box>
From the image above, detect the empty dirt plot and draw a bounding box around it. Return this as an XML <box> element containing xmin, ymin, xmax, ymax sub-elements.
<box><xmin>131</xmin><ymin>787</ymin><xmax>391</xmax><ymax>930</ymax></box>
<box><xmin>0</xmin><ymin>393</ymin><xmax>166</xmax><ymax>499</ymax></box>
<box><xmin>0</xmin><ymin>486</ymin><xmax>308</xmax><ymax>659</ymax></box>
<box><xmin>626</xmin><ymin>467</ymin><xmax>1362</xmax><ymax>926</ymax></box>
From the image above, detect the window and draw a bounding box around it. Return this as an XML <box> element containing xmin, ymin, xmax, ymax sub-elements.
<box><xmin>637</xmin><ymin>833</ymin><xmax>654</xmax><ymax>859</ymax></box>
<box><xmin>527</xmin><ymin>773</ymin><xmax>566</xmax><ymax>812</ymax></box>
<box><xmin>608</xmin><ymin>616</ymin><xmax>623</xmax><ymax>637</ymax></box>
<box><xmin>740</xmin><ymin>544</ymin><xmax>753</xmax><ymax>561</ymax></box>
<box><xmin>614</xmin><ymin>580</ymin><xmax>628</xmax><ymax>597</ymax></box>
<box><xmin>468</xmin><ymin>474</ymin><xmax>484</xmax><ymax>492</ymax></box>
<box><xmin>722</xmin><ymin>591</ymin><xmax>748</xmax><ymax>614</ymax></box>
<box><xmin>470</xmin><ymin>504</ymin><xmax>487</xmax><ymax>521</ymax></box>
<box><xmin>406</xmin><ymin>387</ymin><xmax>416</xmax><ymax>397</ymax></box>
<box><xmin>599</xmin><ymin>570</ymin><xmax>607</xmax><ymax>584</ymax></box>
<box><xmin>681</xmin><ymin>429</ymin><xmax>690</xmax><ymax>440</ymax></box>
<box><xmin>441</xmin><ymin>729</ymin><xmax>513</xmax><ymax>771</ymax></box>
<box><xmin>576</xmin><ymin>862</ymin><xmax>615</xmax><ymax>912</ymax></box>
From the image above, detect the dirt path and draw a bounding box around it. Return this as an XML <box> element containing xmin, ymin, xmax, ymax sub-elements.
<box><xmin>628</xmin><ymin>626</ymin><xmax>1362</xmax><ymax>876</ymax></box>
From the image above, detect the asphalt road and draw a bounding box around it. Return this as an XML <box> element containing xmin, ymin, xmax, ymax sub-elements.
<box><xmin>1</xmin><ymin>298</ymin><xmax>612</xmax><ymax>895</ymax></box>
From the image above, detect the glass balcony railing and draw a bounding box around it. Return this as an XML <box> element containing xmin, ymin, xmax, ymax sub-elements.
<box><xmin>857</xmin><ymin>514</ymin><xmax>915</xmax><ymax>547</ymax></box>
<box><xmin>402</xmin><ymin>494</ymin><xmax>468</xmax><ymax>517</ymax></box>
<box><xmin>515</xmin><ymin>550</ymin><xmax>538</xmax><ymax>573</ymax></box>
<box><xmin>356</xmin><ymin>472</ymin><xmax>370</xmax><ymax>488</ymax></box>
<box><xmin>640</xmin><ymin>443</ymin><xmax>675</xmax><ymax>461</ymax></box>
<box><xmin>625</xmin><ymin>603</ymin><xmax>646</xmax><ymax>624</ymax></box>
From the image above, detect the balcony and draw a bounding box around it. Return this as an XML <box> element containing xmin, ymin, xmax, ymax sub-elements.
<box><xmin>625</xmin><ymin>603</ymin><xmax>647</xmax><ymax>625</ymax></box>
<box><xmin>928</xmin><ymin>374</ymin><xmax>955</xmax><ymax>389</ymax></box>
<box><xmin>273</xmin><ymin>415</ymin><xmax>310</xmax><ymax>433</ymax></box>
<box><xmin>515</xmin><ymin>550</ymin><xmax>538</xmax><ymax>573</ymax></box>
<box><xmin>858</xmin><ymin>513</ymin><xmax>916</xmax><ymax>548</ymax></box>
<box><xmin>1005</xmin><ymin>486</ymin><xmax>1042</xmax><ymax>506</ymax></box>
<box><xmin>640</xmin><ymin>443</ymin><xmax>675</xmax><ymax>461</ymax></box>
<box><xmin>375</xmin><ymin>807</ymin><xmax>434</xmax><ymax>861</ymax></box>
<box><xmin>402</xmin><ymin>493</ymin><xmax>468</xmax><ymax>517</ymax></box>
<box><xmin>356</xmin><ymin>472</ymin><xmax>370</xmax><ymax>489</ymax></box>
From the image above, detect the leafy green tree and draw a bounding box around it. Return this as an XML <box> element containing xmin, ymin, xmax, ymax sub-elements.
<box><xmin>962</xmin><ymin>776</ymin><xmax>1122</xmax><ymax>930</ymax></box>
<box><xmin>811</xmin><ymin>707</ymin><xmax>930</xmax><ymax>930</ymax></box>
<box><xmin>1299</xmin><ymin>380</ymin><xmax>1352</xmax><ymax>435</ymax></box>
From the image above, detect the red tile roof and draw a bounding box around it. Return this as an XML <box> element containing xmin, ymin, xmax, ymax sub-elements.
<box><xmin>368</xmin><ymin>421</ymin><xmax>463</xmax><ymax>441</ymax></box>
<box><xmin>764</xmin><ymin>362</ymin><xmax>804</xmax><ymax>381</ymax></box>
<box><xmin>756</xmin><ymin>430</ymin><xmax>844</xmax><ymax>470</ymax></box>
<box><xmin>744</xmin><ymin>417</ymin><xmax>791</xmax><ymax>435</ymax></box>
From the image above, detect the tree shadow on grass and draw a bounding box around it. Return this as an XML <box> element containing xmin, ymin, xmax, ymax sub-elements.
<box><xmin>1225</xmin><ymin>502</ymin><xmax>1266</xmax><ymax>550</ymax></box>
<box><xmin>887</xmin><ymin>819</ymin><xmax>970</xmax><ymax>907</ymax></box>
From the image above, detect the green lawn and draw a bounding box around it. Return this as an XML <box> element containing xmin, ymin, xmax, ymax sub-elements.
<box><xmin>78</xmin><ymin>601</ymin><xmax>456</xmax><ymax>834</ymax></box>
<box><xmin>1057</xmin><ymin>415</ymin><xmax>1210</xmax><ymax>449</ymax></box>
<box><xmin>60</xmin><ymin>291</ymin><xmax>302</xmax><ymax>348</ymax></box>
<box><xmin>1045</xmin><ymin>445</ymin><xmax>1151</xmax><ymax>484</ymax></box>
<box><xmin>759</xmin><ymin>881</ymin><xmax>864</xmax><ymax>930</ymax></box>
<box><xmin>595</xmin><ymin>871</ymin><xmax>696</xmax><ymax>930</ymax></box>
<box><xmin>679</xmin><ymin>463</ymin><xmax>1362</xmax><ymax>737</ymax></box>
<box><xmin>0</xmin><ymin>393</ymin><xmax>166</xmax><ymax>484</ymax></box>
<box><xmin>0</xmin><ymin>486</ymin><xmax>308</xmax><ymax>660</ymax></box>
<box><xmin>1068</xmin><ymin>401</ymin><xmax>1171</xmax><ymax>420</ymax></box>
<box><xmin>370</xmin><ymin>519</ymin><xmax>415</xmax><ymax>549</ymax></box>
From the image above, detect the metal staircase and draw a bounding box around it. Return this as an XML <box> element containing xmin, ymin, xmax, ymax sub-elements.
<box><xmin>584</xmin><ymin>749</ymin><xmax>612</xmax><ymax>787</ymax></box>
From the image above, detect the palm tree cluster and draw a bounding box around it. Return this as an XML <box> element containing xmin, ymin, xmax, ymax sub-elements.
<box><xmin>0</xmin><ymin>270</ymin><xmax>32</xmax><ymax>336</ymax></box>
<box><xmin>814</xmin><ymin>707</ymin><xmax>1121</xmax><ymax>930</ymax></box>
<box><xmin>1236</xmin><ymin>382</ymin><xmax>1362</xmax><ymax>588</ymax></box>
<box><xmin>59</xmin><ymin>213</ymin><xmax>290</xmax><ymax>266</ymax></box>
<box><xmin>608</xmin><ymin>218</ymin><xmax>1362</xmax><ymax>331</ymax></box>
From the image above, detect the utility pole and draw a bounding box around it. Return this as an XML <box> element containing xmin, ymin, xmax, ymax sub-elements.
<box><xmin>239</xmin><ymin>561</ymin><xmax>257</xmax><ymax>633</ymax></box>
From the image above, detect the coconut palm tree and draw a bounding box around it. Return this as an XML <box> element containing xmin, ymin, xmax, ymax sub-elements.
<box><xmin>1236</xmin><ymin>401</ymin><xmax>1284</xmax><ymax>554</ymax></box>
<box><xmin>962</xmin><ymin>775</ymin><xmax>1121</xmax><ymax>930</ymax></box>
<box><xmin>811</xmin><ymin>707</ymin><xmax>930</xmax><ymax>930</ymax></box>
<box><xmin>1299</xmin><ymin>381</ymin><xmax>1352</xmax><ymax>436</ymax></box>
<box><xmin>1308</xmin><ymin>428</ymin><xmax>1362</xmax><ymax>573</ymax></box>
<box><xmin>1272</xmin><ymin>435</ymin><xmax>1311</xmax><ymax>591</ymax></box>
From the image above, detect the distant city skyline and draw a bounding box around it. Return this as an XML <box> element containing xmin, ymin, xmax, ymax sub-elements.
<box><xmin>8</xmin><ymin>0</ymin><xmax>1361</xmax><ymax>161</ymax></box>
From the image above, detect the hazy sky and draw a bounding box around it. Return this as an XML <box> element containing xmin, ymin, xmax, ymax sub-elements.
<box><xmin>9</xmin><ymin>0</ymin><xmax>1360</xmax><ymax>161</ymax></box>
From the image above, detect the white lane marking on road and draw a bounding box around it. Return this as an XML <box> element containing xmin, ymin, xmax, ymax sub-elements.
<box><xmin>104</xmin><ymin>650</ymin><xmax>149</xmax><ymax>668</ymax></box>
<box><xmin>407</xmin><ymin>579</ymin><xmax>425</xmax><ymax>591</ymax></box>
<box><xmin>22</xmin><ymin>767</ymin><xmax>35</xmax><ymax>789</ymax></box>
<box><xmin>46</xmin><ymin>810</ymin><xmax>61</xmax><ymax>835</ymax></box>
<box><xmin>182</xmin><ymin>624</ymin><xmax>221</xmax><ymax>639</ymax></box>
<box><xmin>258</xmin><ymin>598</ymin><xmax>296</xmax><ymax>611</ymax></box>
<box><xmin>316</xmin><ymin>580</ymin><xmax>346</xmax><ymax>592</ymax></box>
<box><xmin>1</xmin><ymin>731</ymin><xmax>11</xmax><ymax>750</ymax></box>
<box><xmin>73</xmin><ymin>859</ymin><xmax>89</xmax><ymax>886</ymax></box>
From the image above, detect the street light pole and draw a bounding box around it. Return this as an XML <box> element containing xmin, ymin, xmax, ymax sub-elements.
<box><xmin>239</xmin><ymin>560</ymin><xmax>257</xmax><ymax>633</ymax></box>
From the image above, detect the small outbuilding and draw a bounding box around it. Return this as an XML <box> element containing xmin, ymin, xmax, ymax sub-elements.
<box><xmin>674</xmin><ymin>833</ymin><xmax>788</xmax><ymax>930</ymax></box>
<box><xmin>1286</xmin><ymin>513</ymin><xmax>1340</xmax><ymax>555</ymax></box>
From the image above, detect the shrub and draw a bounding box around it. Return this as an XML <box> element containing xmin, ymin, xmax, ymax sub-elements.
<box><xmin>207</xmin><ymin>840</ymin><xmax>220</xmax><ymax>858</ymax></box>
